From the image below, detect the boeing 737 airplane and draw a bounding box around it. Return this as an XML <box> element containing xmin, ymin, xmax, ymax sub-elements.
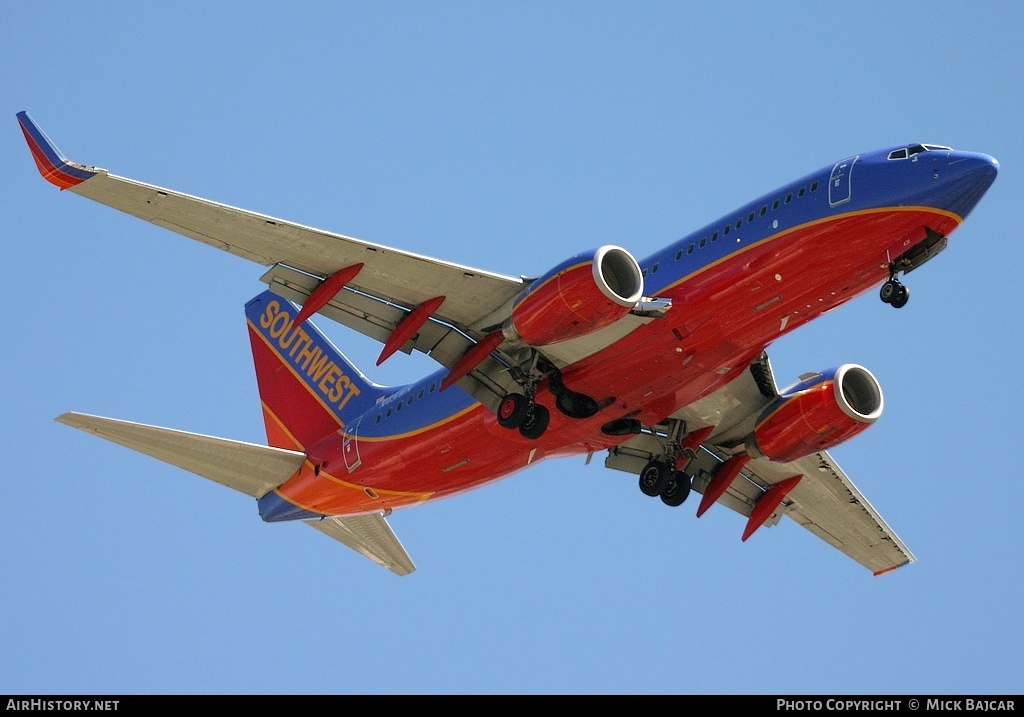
<box><xmin>17</xmin><ymin>111</ymin><xmax>998</xmax><ymax>577</ymax></box>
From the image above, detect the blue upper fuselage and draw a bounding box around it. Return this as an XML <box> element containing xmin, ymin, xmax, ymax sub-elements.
<box><xmin>637</xmin><ymin>144</ymin><xmax>998</xmax><ymax>295</ymax></box>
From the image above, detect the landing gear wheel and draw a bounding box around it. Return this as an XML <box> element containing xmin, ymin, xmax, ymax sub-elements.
<box><xmin>891</xmin><ymin>284</ymin><xmax>910</xmax><ymax>309</ymax></box>
<box><xmin>518</xmin><ymin>404</ymin><xmax>550</xmax><ymax>440</ymax></box>
<box><xmin>660</xmin><ymin>472</ymin><xmax>692</xmax><ymax>507</ymax></box>
<box><xmin>880</xmin><ymin>280</ymin><xmax>898</xmax><ymax>304</ymax></box>
<box><xmin>497</xmin><ymin>393</ymin><xmax>529</xmax><ymax>429</ymax></box>
<box><xmin>639</xmin><ymin>460</ymin><xmax>671</xmax><ymax>497</ymax></box>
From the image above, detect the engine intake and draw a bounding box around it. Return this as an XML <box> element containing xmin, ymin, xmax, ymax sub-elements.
<box><xmin>747</xmin><ymin>364</ymin><xmax>883</xmax><ymax>463</ymax></box>
<box><xmin>504</xmin><ymin>245</ymin><xmax>643</xmax><ymax>347</ymax></box>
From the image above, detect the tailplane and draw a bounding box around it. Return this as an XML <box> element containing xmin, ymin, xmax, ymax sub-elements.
<box><xmin>245</xmin><ymin>290</ymin><xmax>390</xmax><ymax>451</ymax></box>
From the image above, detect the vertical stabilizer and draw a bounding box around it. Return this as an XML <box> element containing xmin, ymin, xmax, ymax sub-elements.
<box><xmin>245</xmin><ymin>290</ymin><xmax>390</xmax><ymax>450</ymax></box>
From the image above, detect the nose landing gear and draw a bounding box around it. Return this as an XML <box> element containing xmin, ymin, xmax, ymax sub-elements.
<box><xmin>880</xmin><ymin>274</ymin><xmax>909</xmax><ymax>309</ymax></box>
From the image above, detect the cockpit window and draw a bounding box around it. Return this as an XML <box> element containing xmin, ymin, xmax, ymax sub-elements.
<box><xmin>888</xmin><ymin>143</ymin><xmax>953</xmax><ymax>160</ymax></box>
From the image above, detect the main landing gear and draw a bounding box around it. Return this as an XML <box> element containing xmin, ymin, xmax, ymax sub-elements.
<box><xmin>494</xmin><ymin>352</ymin><xmax>602</xmax><ymax>441</ymax></box>
<box><xmin>636</xmin><ymin>422</ymin><xmax>707</xmax><ymax>507</ymax></box>
<box><xmin>496</xmin><ymin>391</ymin><xmax>550</xmax><ymax>440</ymax></box>
<box><xmin>879</xmin><ymin>273</ymin><xmax>909</xmax><ymax>309</ymax></box>
<box><xmin>639</xmin><ymin>460</ymin><xmax>693</xmax><ymax>507</ymax></box>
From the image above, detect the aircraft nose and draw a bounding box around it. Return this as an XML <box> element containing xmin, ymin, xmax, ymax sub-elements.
<box><xmin>937</xmin><ymin>151</ymin><xmax>998</xmax><ymax>219</ymax></box>
<box><xmin>950</xmin><ymin>151</ymin><xmax>998</xmax><ymax>184</ymax></box>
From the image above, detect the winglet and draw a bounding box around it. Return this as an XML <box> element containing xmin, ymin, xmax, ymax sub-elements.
<box><xmin>16</xmin><ymin>111</ymin><xmax>100</xmax><ymax>190</ymax></box>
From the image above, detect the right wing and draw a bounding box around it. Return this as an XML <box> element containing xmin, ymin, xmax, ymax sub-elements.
<box><xmin>16</xmin><ymin>111</ymin><xmax>526</xmax><ymax>359</ymax></box>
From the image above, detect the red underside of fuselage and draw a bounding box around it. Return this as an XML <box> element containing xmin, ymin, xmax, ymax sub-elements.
<box><xmin>272</xmin><ymin>206</ymin><xmax>959</xmax><ymax>518</ymax></box>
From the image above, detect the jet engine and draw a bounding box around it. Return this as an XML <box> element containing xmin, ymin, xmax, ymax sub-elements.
<box><xmin>503</xmin><ymin>245</ymin><xmax>644</xmax><ymax>347</ymax></box>
<box><xmin>746</xmin><ymin>364</ymin><xmax>883</xmax><ymax>463</ymax></box>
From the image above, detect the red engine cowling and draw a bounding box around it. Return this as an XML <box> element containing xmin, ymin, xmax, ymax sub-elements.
<box><xmin>747</xmin><ymin>364</ymin><xmax>883</xmax><ymax>463</ymax></box>
<box><xmin>504</xmin><ymin>245</ymin><xmax>644</xmax><ymax>346</ymax></box>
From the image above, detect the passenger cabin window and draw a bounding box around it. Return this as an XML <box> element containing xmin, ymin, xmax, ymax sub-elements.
<box><xmin>723</xmin><ymin>224</ymin><xmax>730</xmax><ymax>236</ymax></box>
<box><xmin>687</xmin><ymin>243</ymin><xmax>694</xmax><ymax>254</ymax></box>
<box><xmin>699</xmin><ymin>236</ymin><xmax>706</xmax><ymax>248</ymax></box>
<box><xmin>760</xmin><ymin>205</ymin><xmax>767</xmax><ymax>216</ymax></box>
<box><xmin>810</xmin><ymin>181</ymin><xmax>818</xmax><ymax>191</ymax></box>
<box><xmin>748</xmin><ymin>212</ymin><xmax>755</xmax><ymax>222</ymax></box>
<box><xmin>675</xmin><ymin>249</ymin><xmax>682</xmax><ymax>260</ymax></box>
<box><xmin>798</xmin><ymin>187</ymin><xmax>805</xmax><ymax>197</ymax></box>
<box><xmin>652</xmin><ymin>262</ymin><xmax>659</xmax><ymax>273</ymax></box>
<box><xmin>711</xmin><ymin>231</ymin><xmax>718</xmax><ymax>242</ymax></box>
<box><xmin>772</xmin><ymin>199</ymin><xmax>779</xmax><ymax>210</ymax></box>
<box><xmin>785</xmin><ymin>193</ymin><xmax>792</xmax><ymax>204</ymax></box>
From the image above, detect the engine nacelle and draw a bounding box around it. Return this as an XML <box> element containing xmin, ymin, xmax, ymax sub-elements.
<box><xmin>504</xmin><ymin>245</ymin><xmax>644</xmax><ymax>347</ymax></box>
<box><xmin>747</xmin><ymin>364</ymin><xmax>883</xmax><ymax>463</ymax></box>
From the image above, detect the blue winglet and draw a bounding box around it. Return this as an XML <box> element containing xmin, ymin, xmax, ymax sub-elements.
<box><xmin>17</xmin><ymin>111</ymin><xmax>98</xmax><ymax>190</ymax></box>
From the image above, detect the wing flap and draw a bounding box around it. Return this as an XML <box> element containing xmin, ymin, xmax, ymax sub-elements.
<box><xmin>305</xmin><ymin>514</ymin><xmax>416</xmax><ymax>576</ymax></box>
<box><xmin>56</xmin><ymin>411</ymin><xmax>305</xmax><ymax>498</ymax></box>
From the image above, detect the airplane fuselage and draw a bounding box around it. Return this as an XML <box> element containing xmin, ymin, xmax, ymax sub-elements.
<box><xmin>256</xmin><ymin>145</ymin><xmax>998</xmax><ymax>521</ymax></box>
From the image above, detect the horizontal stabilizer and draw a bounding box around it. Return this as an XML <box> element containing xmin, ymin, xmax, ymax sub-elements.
<box><xmin>56</xmin><ymin>412</ymin><xmax>305</xmax><ymax>498</ymax></box>
<box><xmin>306</xmin><ymin>515</ymin><xmax>416</xmax><ymax>576</ymax></box>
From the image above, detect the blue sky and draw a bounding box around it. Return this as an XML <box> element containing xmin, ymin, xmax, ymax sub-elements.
<box><xmin>2</xmin><ymin>2</ymin><xmax>1021</xmax><ymax>695</ymax></box>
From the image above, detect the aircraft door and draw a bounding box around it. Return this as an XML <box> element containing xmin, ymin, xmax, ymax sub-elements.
<box><xmin>343</xmin><ymin>418</ymin><xmax>362</xmax><ymax>472</ymax></box>
<box><xmin>828</xmin><ymin>155</ymin><xmax>858</xmax><ymax>206</ymax></box>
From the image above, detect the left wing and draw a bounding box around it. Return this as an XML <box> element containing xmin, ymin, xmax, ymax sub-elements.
<box><xmin>606</xmin><ymin>354</ymin><xmax>915</xmax><ymax>575</ymax></box>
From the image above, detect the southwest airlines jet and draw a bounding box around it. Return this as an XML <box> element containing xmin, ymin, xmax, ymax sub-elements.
<box><xmin>17</xmin><ymin>111</ymin><xmax>998</xmax><ymax>576</ymax></box>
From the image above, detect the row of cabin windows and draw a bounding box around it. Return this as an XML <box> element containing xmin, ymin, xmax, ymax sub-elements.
<box><xmin>646</xmin><ymin>180</ymin><xmax>821</xmax><ymax>274</ymax></box>
<box><xmin>374</xmin><ymin>382</ymin><xmax>437</xmax><ymax>424</ymax></box>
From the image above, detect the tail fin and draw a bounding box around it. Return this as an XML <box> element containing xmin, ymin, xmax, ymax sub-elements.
<box><xmin>245</xmin><ymin>290</ymin><xmax>389</xmax><ymax>450</ymax></box>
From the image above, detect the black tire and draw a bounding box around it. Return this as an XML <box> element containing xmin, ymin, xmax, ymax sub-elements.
<box><xmin>660</xmin><ymin>472</ymin><xmax>692</xmax><ymax>507</ymax></box>
<box><xmin>497</xmin><ymin>393</ymin><xmax>529</xmax><ymax>429</ymax></box>
<box><xmin>880</xmin><ymin>280</ymin><xmax>897</xmax><ymax>304</ymax></box>
<box><xmin>519</xmin><ymin>404</ymin><xmax>550</xmax><ymax>440</ymax></box>
<box><xmin>891</xmin><ymin>285</ymin><xmax>910</xmax><ymax>309</ymax></box>
<box><xmin>639</xmin><ymin>460</ymin><xmax>670</xmax><ymax>497</ymax></box>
